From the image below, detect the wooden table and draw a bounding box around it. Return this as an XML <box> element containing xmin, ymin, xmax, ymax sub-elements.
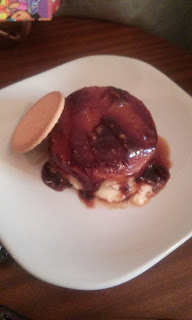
<box><xmin>0</xmin><ymin>17</ymin><xmax>192</xmax><ymax>320</ymax></box>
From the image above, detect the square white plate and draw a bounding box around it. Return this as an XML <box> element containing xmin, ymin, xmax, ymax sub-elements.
<box><xmin>0</xmin><ymin>55</ymin><xmax>192</xmax><ymax>290</ymax></box>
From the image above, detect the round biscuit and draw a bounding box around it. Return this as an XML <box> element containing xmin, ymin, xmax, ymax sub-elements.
<box><xmin>11</xmin><ymin>91</ymin><xmax>65</xmax><ymax>153</ymax></box>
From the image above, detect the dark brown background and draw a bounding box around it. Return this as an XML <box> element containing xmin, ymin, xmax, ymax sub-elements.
<box><xmin>0</xmin><ymin>17</ymin><xmax>192</xmax><ymax>320</ymax></box>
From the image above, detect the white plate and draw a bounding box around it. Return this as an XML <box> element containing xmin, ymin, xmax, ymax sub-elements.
<box><xmin>0</xmin><ymin>55</ymin><xmax>192</xmax><ymax>290</ymax></box>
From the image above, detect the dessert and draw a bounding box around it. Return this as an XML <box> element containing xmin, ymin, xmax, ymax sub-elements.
<box><xmin>42</xmin><ymin>86</ymin><xmax>170</xmax><ymax>206</ymax></box>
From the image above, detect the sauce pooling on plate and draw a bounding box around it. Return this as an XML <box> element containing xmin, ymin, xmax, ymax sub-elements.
<box><xmin>42</xmin><ymin>136</ymin><xmax>171</xmax><ymax>207</ymax></box>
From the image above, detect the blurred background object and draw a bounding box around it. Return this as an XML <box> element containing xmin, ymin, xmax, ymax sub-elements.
<box><xmin>0</xmin><ymin>21</ymin><xmax>32</xmax><ymax>45</ymax></box>
<box><xmin>0</xmin><ymin>243</ymin><xmax>9</xmax><ymax>263</ymax></box>
<box><xmin>0</xmin><ymin>0</ymin><xmax>61</xmax><ymax>21</ymax></box>
<box><xmin>0</xmin><ymin>305</ymin><xmax>29</xmax><ymax>320</ymax></box>
<box><xmin>0</xmin><ymin>21</ymin><xmax>32</xmax><ymax>47</ymax></box>
<box><xmin>56</xmin><ymin>0</ymin><xmax>192</xmax><ymax>53</ymax></box>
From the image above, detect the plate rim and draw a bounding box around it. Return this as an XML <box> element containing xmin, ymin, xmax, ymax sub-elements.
<box><xmin>1</xmin><ymin>54</ymin><xmax>192</xmax><ymax>290</ymax></box>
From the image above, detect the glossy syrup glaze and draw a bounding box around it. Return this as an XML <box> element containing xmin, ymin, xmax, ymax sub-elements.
<box><xmin>78</xmin><ymin>136</ymin><xmax>171</xmax><ymax>207</ymax></box>
<box><xmin>137</xmin><ymin>136</ymin><xmax>171</xmax><ymax>192</ymax></box>
<box><xmin>41</xmin><ymin>87</ymin><xmax>170</xmax><ymax>207</ymax></box>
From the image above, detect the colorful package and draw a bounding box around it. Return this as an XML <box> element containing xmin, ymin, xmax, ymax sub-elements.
<box><xmin>0</xmin><ymin>0</ymin><xmax>61</xmax><ymax>21</ymax></box>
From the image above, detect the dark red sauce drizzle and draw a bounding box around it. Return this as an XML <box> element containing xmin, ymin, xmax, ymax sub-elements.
<box><xmin>41</xmin><ymin>87</ymin><xmax>171</xmax><ymax>207</ymax></box>
<box><xmin>137</xmin><ymin>135</ymin><xmax>171</xmax><ymax>193</ymax></box>
<box><xmin>41</xmin><ymin>161</ymin><xmax>71</xmax><ymax>191</ymax></box>
<box><xmin>41</xmin><ymin>136</ymin><xmax>171</xmax><ymax>206</ymax></box>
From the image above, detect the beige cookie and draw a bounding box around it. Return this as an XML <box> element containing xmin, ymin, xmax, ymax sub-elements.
<box><xmin>12</xmin><ymin>91</ymin><xmax>65</xmax><ymax>153</ymax></box>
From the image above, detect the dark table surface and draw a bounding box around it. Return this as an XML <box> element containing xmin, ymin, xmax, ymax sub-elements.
<box><xmin>0</xmin><ymin>17</ymin><xmax>192</xmax><ymax>320</ymax></box>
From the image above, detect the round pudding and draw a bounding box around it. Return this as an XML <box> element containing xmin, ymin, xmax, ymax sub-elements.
<box><xmin>42</xmin><ymin>86</ymin><xmax>163</xmax><ymax>205</ymax></box>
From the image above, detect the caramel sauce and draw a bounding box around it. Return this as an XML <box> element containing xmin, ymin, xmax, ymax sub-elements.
<box><xmin>155</xmin><ymin>136</ymin><xmax>172</xmax><ymax>170</ymax></box>
<box><xmin>78</xmin><ymin>190</ymin><xmax>95</xmax><ymax>208</ymax></box>
<box><xmin>41</xmin><ymin>135</ymin><xmax>171</xmax><ymax>208</ymax></box>
<box><xmin>77</xmin><ymin>136</ymin><xmax>171</xmax><ymax>208</ymax></box>
<box><xmin>137</xmin><ymin>136</ymin><xmax>171</xmax><ymax>192</ymax></box>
